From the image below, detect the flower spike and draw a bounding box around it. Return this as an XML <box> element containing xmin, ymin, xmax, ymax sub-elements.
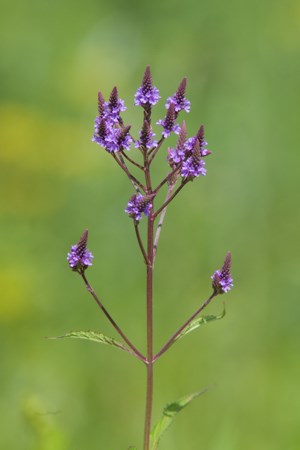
<box><xmin>67</xmin><ymin>229</ymin><xmax>94</xmax><ymax>272</ymax></box>
<box><xmin>157</xmin><ymin>103</ymin><xmax>180</xmax><ymax>138</ymax></box>
<box><xmin>98</xmin><ymin>91</ymin><xmax>105</xmax><ymax>117</ymax></box>
<box><xmin>135</xmin><ymin>120</ymin><xmax>157</xmax><ymax>150</ymax></box>
<box><xmin>134</xmin><ymin>65</ymin><xmax>160</xmax><ymax>109</ymax></box>
<box><xmin>211</xmin><ymin>252</ymin><xmax>233</xmax><ymax>294</ymax></box>
<box><xmin>166</xmin><ymin>77</ymin><xmax>190</xmax><ymax>114</ymax></box>
<box><xmin>125</xmin><ymin>193</ymin><xmax>156</xmax><ymax>221</ymax></box>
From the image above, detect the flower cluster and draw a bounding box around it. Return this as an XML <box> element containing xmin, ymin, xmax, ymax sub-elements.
<box><xmin>91</xmin><ymin>66</ymin><xmax>212</xmax><ymax>221</ymax></box>
<box><xmin>135</xmin><ymin>120</ymin><xmax>158</xmax><ymax>150</ymax></box>
<box><xmin>157</xmin><ymin>103</ymin><xmax>181</xmax><ymax>138</ymax></box>
<box><xmin>67</xmin><ymin>229</ymin><xmax>93</xmax><ymax>272</ymax></box>
<box><xmin>211</xmin><ymin>252</ymin><xmax>233</xmax><ymax>294</ymax></box>
<box><xmin>157</xmin><ymin>77</ymin><xmax>190</xmax><ymax>137</ymax></box>
<box><xmin>134</xmin><ymin>65</ymin><xmax>160</xmax><ymax>109</ymax></box>
<box><xmin>125</xmin><ymin>193</ymin><xmax>155</xmax><ymax>221</ymax></box>
<box><xmin>166</xmin><ymin>78</ymin><xmax>190</xmax><ymax>114</ymax></box>
<box><xmin>92</xmin><ymin>87</ymin><xmax>132</xmax><ymax>153</ymax></box>
<box><xmin>168</xmin><ymin>124</ymin><xmax>211</xmax><ymax>180</ymax></box>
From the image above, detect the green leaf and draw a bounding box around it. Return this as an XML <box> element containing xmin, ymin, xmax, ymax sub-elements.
<box><xmin>174</xmin><ymin>305</ymin><xmax>226</xmax><ymax>344</ymax></box>
<box><xmin>48</xmin><ymin>331</ymin><xmax>135</xmax><ymax>356</ymax></box>
<box><xmin>150</xmin><ymin>388</ymin><xmax>210</xmax><ymax>450</ymax></box>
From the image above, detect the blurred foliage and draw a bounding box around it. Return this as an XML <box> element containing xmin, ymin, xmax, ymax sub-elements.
<box><xmin>0</xmin><ymin>0</ymin><xmax>300</xmax><ymax>449</ymax></box>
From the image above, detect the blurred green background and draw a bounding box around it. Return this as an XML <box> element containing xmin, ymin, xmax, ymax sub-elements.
<box><xmin>1</xmin><ymin>0</ymin><xmax>299</xmax><ymax>449</ymax></box>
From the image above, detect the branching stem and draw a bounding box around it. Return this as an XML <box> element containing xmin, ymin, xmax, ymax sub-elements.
<box><xmin>80</xmin><ymin>271</ymin><xmax>147</xmax><ymax>364</ymax></box>
<box><xmin>153</xmin><ymin>184</ymin><xmax>175</xmax><ymax>265</ymax></box>
<box><xmin>121</xmin><ymin>150</ymin><xmax>144</xmax><ymax>170</ymax></box>
<box><xmin>112</xmin><ymin>153</ymin><xmax>146</xmax><ymax>193</ymax></box>
<box><xmin>153</xmin><ymin>164</ymin><xmax>182</xmax><ymax>194</ymax></box>
<box><xmin>134</xmin><ymin>221</ymin><xmax>149</xmax><ymax>265</ymax></box>
<box><xmin>148</xmin><ymin>137</ymin><xmax>165</xmax><ymax>163</ymax></box>
<box><xmin>143</xmin><ymin>213</ymin><xmax>154</xmax><ymax>450</ymax></box>
<box><xmin>153</xmin><ymin>293</ymin><xmax>216</xmax><ymax>362</ymax></box>
<box><xmin>154</xmin><ymin>180</ymin><xmax>187</xmax><ymax>219</ymax></box>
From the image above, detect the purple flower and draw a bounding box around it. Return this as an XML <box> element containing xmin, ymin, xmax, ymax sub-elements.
<box><xmin>181</xmin><ymin>139</ymin><xmax>206</xmax><ymax>179</ymax></box>
<box><xmin>181</xmin><ymin>157</ymin><xmax>206</xmax><ymax>178</ymax></box>
<box><xmin>67</xmin><ymin>229</ymin><xmax>94</xmax><ymax>272</ymax></box>
<box><xmin>97</xmin><ymin>91</ymin><xmax>106</xmax><ymax>117</ymax></box>
<box><xmin>211</xmin><ymin>252</ymin><xmax>233</xmax><ymax>294</ymax></box>
<box><xmin>104</xmin><ymin>86</ymin><xmax>126</xmax><ymax>124</ymax></box>
<box><xmin>157</xmin><ymin>103</ymin><xmax>180</xmax><ymax>138</ymax></box>
<box><xmin>92</xmin><ymin>117</ymin><xmax>109</xmax><ymax>147</ymax></box>
<box><xmin>185</xmin><ymin>125</ymin><xmax>211</xmax><ymax>158</ymax></box>
<box><xmin>105</xmin><ymin>126</ymin><xmax>133</xmax><ymax>153</ymax></box>
<box><xmin>135</xmin><ymin>120</ymin><xmax>157</xmax><ymax>150</ymax></box>
<box><xmin>166</xmin><ymin>78</ymin><xmax>190</xmax><ymax>113</ymax></box>
<box><xmin>125</xmin><ymin>193</ymin><xmax>155</xmax><ymax>221</ymax></box>
<box><xmin>93</xmin><ymin>118</ymin><xmax>132</xmax><ymax>153</ymax></box>
<box><xmin>168</xmin><ymin>121</ymin><xmax>187</xmax><ymax>165</ymax></box>
<box><xmin>134</xmin><ymin>65</ymin><xmax>160</xmax><ymax>108</ymax></box>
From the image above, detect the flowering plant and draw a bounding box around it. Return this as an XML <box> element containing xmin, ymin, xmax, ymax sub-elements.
<box><xmin>57</xmin><ymin>66</ymin><xmax>233</xmax><ymax>450</ymax></box>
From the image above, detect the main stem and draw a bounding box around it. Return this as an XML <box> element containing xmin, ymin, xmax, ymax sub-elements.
<box><xmin>144</xmin><ymin>213</ymin><xmax>154</xmax><ymax>450</ymax></box>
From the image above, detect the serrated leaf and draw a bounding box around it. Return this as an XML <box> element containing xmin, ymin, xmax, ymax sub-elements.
<box><xmin>174</xmin><ymin>306</ymin><xmax>226</xmax><ymax>344</ymax></box>
<box><xmin>48</xmin><ymin>331</ymin><xmax>135</xmax><ymax>356</ymax></box>
<box><xmin>150</xmin><ymin>388</ymin><xmax>210</xmax><ymax>450</ymax></box>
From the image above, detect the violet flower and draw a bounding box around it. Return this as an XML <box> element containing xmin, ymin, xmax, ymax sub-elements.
<box><xmin>135</xmin><ymin>120</ymin><xmax>157</xmax><ymax>150</ymax></box>
<box><xmin>93</xmin><ymin>115</ymin><xmax>132</xmax><ymax>153</ymax></box>
<box><xmin>181</xmin><ymin>140</ymin><xmax>206</xmax><ymax>178</ymax></box>
<box><xmin>185</xmin><ymin>125</ymin><xmax>211</xmax><ymax>158</ymax></box>
<box><xmin>211</xmin><ymin>252</ymin><xmax>233</xmax><ymax>294</ymax></box>
<box><xmin>168</xmin><ymin>121</ymin><xmax>187</xmax><ymax>165</ymax></box>
<box><xmin>166</xmin><ymin>78</ymin><xmax>190</xmax><ymax>113</ymax></box>
<box><xmin>105</xmin><ymin>86</ymin><xmax>126</xmax><ymax>124</ymax></box>
<box><xmin>67</xmin><ymin>229</ymin><xmax>93</xmax><ymax>272</ymax></box>
<box><xmin>125</xmin><ymin>193</ymin><xmax>155</xmax><ymax>221</ymax></box>
<box><xmin>134</xmin><ymin>65</ymin><xmax>160</xmax><ymax>108</ymax></box>
<box><xmin>157</xmin><ymin>103</ymin><xmax>180</xmax><ymax>138</ymax></box>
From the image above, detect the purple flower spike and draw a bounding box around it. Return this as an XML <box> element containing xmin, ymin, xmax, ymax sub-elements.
<box><xmin>181</xmin><ymin>139</ymin><xmax>206</xmax><ymax>179</ymax></box>
<box><xmin>166</xmin><ymin>78</ymin><xmax>190</xmax><ymax>114</ymax></box>
<box><xmin>98</xmin><ymin>91</ymin><xmax>106</xmax><ymax>117</ymax></box>
<box><xmin>185</xmin><ymin>124</ymin><xmax>212</xmax><ymax>158</ymax></box>
<box><xmin>181</xmin><ymin>159</ymin><xmax>206</xmax><ymax>179</ymax></box>
<box><xmin>104</xmin><ymin>125</ymin><xmax>133</xmax><ymax>153</ymax></box>
<box><xmin>134</xmin><ymin>65</ymin><xmax>160</xmax><ymax>108</ymax></box>
<box><xmin>105</xmin><ymin>86</ymin><xmax>126</xmax><ymax>123</ymax></box>
<box><xmin>135</xmin><ymin>120</ymin><xmax>157</xmax><ymax>150</ymax></box>
<box><xmin>125</xmin><ymin>193</ymin><xmax>155</xmax><ymax>221</ymax></box>
<box><xmin>168</xmin><ymin>121</ymin><xmax>187</xmax><ymax>165</ymax></box>
<box><xmin>157</xmin><ymin>103</ymin><xmax>180</xmax><ymax>138</ymax></box>
<box><xmin>92</xmin><ymin>117</ymin><xmax>109</xmax><ymax>147</ymax></box>
<box><xmin>67</xmin><ymin>229</ymin><xmax>94</xmax><ymax>272</ymax></box>
<box><xmin>93</xmin><ymin>117</ymin><xmax>132</xmax><ymax>153</ymax></box>
<box><xmin>211</xmin><ymin>252</ymin><xmax>233</xmax><ymax>294</ymax></box>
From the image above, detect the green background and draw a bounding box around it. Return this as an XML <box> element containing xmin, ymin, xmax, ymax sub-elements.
<box><xmin>1</xmin><ymin>0</ymin><xmax>299</xmax><ymax>449</ymax></box>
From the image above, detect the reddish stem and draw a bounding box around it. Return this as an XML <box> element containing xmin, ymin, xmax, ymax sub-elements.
<box><xmin>80</xmin><ymin>271</ymin><xmax>147</xmax><ymax>364</ymax></box>
<box><xmin>153</xmin><ymin>293</ymin><xmax>216</xmax><ymax>362</ymax></box>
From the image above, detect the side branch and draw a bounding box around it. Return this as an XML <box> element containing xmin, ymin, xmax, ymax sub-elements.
<box><xmin>153</xmin><ymin>185</ymin><xmax>174</xmax><ymax>264</ymax></box>
<box><xmin>112</xmin><ymin>153</ymin><xmax>146</xmax><ymax>193</ymax></box>
<box><xmin>153</xmin><ymin>181</ymin><xmax>187</xmax><ymax>219</ymax></box>
<box><xmin>153</xmin><ymin>164</ymin><xmax>182</xmax><ymax>194</ymax></box>
<box><xmin>80</xmin><ymin>271</ymin><xmax>147</xmax><ymax>364</ymax></box>
<box><xmin>153</xmin><ymin>293</ymin><xmax>216</xmax><ymax>362</ymax></box>
<box><xmin>148</xmin><ymin>137</ymin><xmax>165</xmax><ymax>163</ymax></box>
<box><xmin>134</xmin><ymin>221</ymin><xmax>149</xmax><ymax>265</ymax></box>
<box><xmin>121</xmin><ymin>150</ymin><xmax>144</xmax><ymax>171</ymax></box>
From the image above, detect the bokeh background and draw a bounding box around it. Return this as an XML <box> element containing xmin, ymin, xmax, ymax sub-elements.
<box><xmin>1</xmin><ymin>0</ymin><xmax>299</xmax><ymax>449</ymax></box>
